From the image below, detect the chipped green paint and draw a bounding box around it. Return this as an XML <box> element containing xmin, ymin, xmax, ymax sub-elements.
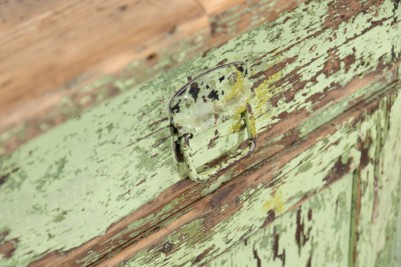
<box><xmin>114</xmin><ymin>88</ymin><xmax>401</xmax><ymax>267</ymax></box>
<box><xmin>208</xmin><ymin>88</ymin><xmax>401</xmax><ymax>267</ymax></box>
<box><xmin>351</xmin><ymin>88</ymin><xmax>401</xmax><ymax>267</ymax></box>
<box><xmin>208</xmin><ymin>177</ymin><xmax>353</xmax><ymax>267</ymax></box>
<box><xmin>0</xmin><ymin>0</ymin><xmax>400</xmax><ymax>265</ymax></box>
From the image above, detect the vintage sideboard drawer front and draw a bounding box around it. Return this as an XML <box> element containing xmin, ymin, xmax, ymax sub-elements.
<box><xmin>0</xmin><ymin>0</ymin><xmax>400</xmax><ymax>266</ymax></box>
<box><xmin>101</xmin><ymin>86</ymin><xmax>401</xmax><ymax>266</ymax></box>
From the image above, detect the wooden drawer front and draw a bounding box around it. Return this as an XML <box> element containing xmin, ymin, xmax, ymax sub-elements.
<box><xmin>103</xmin><ymin>88</ymin><xmax>401</xmax><ymax>266</ymax></box>
<box><xmin>208</xmin><ymin>176</ymin><xmax>353</xmax><ymax>267</ymax></box>
<box><xmin>0</xmin><ymin>0</ymin><xmax>400</xmax><ymax>266</ymax></box>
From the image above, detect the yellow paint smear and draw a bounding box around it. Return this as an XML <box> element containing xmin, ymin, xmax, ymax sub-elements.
<box><xmin>262</xmin><ymin>191</ymin><xmax>285</xmax><ymax>215</ymax></box>
<box><xmin>224</xmin><ymin>68</ymin><xmax>245</xmax><ymax>102</ymax></box>
<box><xmin>254</xmin><ymin>71</ymin><xmax>282</xmax><ymax>118</ymax></box>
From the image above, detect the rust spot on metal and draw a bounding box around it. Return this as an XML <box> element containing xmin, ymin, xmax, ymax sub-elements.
<box><xmin>306</xmin><ymin>254</ymin><xmax>312</xmax><ymax>267</ymax></box>
<box><xmin>0</xmin><ymin>173</ymin><xmax>10</xmax><ymax>186</ymax></box>
<box><xmin>135</xmin><ymin>179</ymin><xmax>146</xmax><ymax>187</ymax></box>
<box><xmin>152</xmin><ymin>135</ymin><xmax>171</xmax><ymax>148</ymax></box>
<box><xmin>148</xmin><ymin>117</ymin><xmax>168</xmax><ymax>129</ymax></box>
<box><xmin>189</xmin><ymin>82</ymin><xmax>201</xmax><ymax>103</ymax></box>
<box><xmin>307</xmin><ymin>208</ymin><xmax>313</xmax><ymax>221</ymax></box>
<box><xmin>207</xmin><ymin>130</ymin><xmax>220</xmax><ymax>149</ymax></box>
<box><xmin>0</xmin><ymin>230</ymin><xmax>9</xmax><ymax>242</ymax></box>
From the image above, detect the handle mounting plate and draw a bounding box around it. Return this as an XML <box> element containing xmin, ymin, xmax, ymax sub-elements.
<box><xmin>169</xmin><ymin>62</ymin><xmax>257</xmax><ymax>183</ymax></box>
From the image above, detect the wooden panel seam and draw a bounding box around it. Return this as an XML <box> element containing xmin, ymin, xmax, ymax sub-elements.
<box><xmin>97</xmin><ymin>81</ymin><xmax>401</xmax><ymax>267</ymax></box>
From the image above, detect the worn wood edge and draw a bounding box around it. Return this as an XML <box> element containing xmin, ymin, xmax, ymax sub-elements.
<box><xmin>199</xmin><ymin>0</ymin><xmax>306</xmax><ymax>44</ymax></box>
<box><xmin>97</xmin><ymin>80</ymin><xmax>401</xmax><ymax>266</ymax></box>
<box><xmin>0</xmin><ymin>0</ymin><xmax>205</xmax><ymax>115</ymax></box>
<box><xmin>28</xmin><ymin>70</ymin><xmax>400</xmax><ymax>267</ymax></box>
<box><xmin>350</xmin><ymin>82</ymin><xmax>401</xmax><ymax>266</ymax></box>
<box><xmin>197</xmin><ymin>0</ymin><xmax>245</xmax><ymax>15</ymax></box>
<box><xmin>0</xmin><ymin>1</ymin><xmax>396</xmax><ymax>266</ymax></box>
<box><xmin>25</xmin><ymin>3</ymin><xmax>401</xmax><ymax>259</ymax></box>
<box><xmin>208</xmin><ymin>83</ymin><xmax>401</xmax><ymax>267</ymax></box>
<box><xmin>0</xmin><ymin>0</ymin><xmax>208</xmax><ymax>156</ymax></box>
<box><xmin>28</xmin><ymin>58</ymin><xmax>399</xmax><ymax>265</ymax></box>
<box><xmin>0</xmin><ymin>0</ymin><xmax>305</xmax><ymax>157</ymax></box>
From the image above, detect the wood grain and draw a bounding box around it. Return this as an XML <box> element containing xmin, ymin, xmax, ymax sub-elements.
<box><xmin>350</xmin><ymin>83</ymin><xmax>401</xmax><ymax>266</ymax></box>
<box><xmin>0</xmin><ymin>0</ymin><xmax>305</xmax><ymax>157</ymax></box>
<box><xmin>0</xmin><ymin>0</ymin><xmax>208</xmax><ymax>155</ymax></box>
<box><xmin>99</xmin><ymin>81</ymin><xmax>401</xmax><ymax>267</ymax></box>
<box><xmin>207</xmin><ymin>176</ymin><xmax>353</xmax><ymax>266</ymax></box>
<box><xmin>0</xmin><ymin>0</ymin><xmax>400</xmax><ymax>266</ymax></box>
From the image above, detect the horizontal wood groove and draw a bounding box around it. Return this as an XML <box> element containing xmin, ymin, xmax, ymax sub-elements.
<box><xmin>30</xmin><ymin>71</ymin><xmax>401</xmax><ymax>267</ymax></box>
<box><xmin>0</xmin><ymin>0</ymin><xmax>304</xmax><ymax>157</ymax></box>
<box><xmin>1</xmin><ymin>0</ymin><xmax>399</xmax><ymax>265</ymax></box>
<box><xmin>98</xmin><ymin>81</ymin><xmax>401</xmax><ymax>266</ymax></box>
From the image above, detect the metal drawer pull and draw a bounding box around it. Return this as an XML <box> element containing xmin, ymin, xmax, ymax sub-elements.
<box><xmin>169</xmin><ymin>62</ymin><xmax>257</xmax><ymax>183</ymax></box>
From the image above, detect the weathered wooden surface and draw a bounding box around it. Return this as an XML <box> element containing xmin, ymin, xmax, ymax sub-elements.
<box><xmin>207</xmin><ymin>176</ymin><xmax>353</xmax><ymax>267</ymax></box>
<box><xmin>0</xmin><ymin>0</ymin><xmax>400</xmax><ymax>266</ymax></box>
<box><xmin>0</xmin><ymin>0</ymin><xmax>208</xmax><ymax>157</ymax></box>
<box><xmin>350</xmin><ymin>86</ymin><xmax>401</xmax><ymax>266</ymax></box>
<box><xmin>0</xmin><ymin>0</ymin><xmax>304</xmax><ymax>157</ymax></box>
<box><xmin>208</xmin><ymin>88</ymin><xmax>401</xmax><ymax>267</ymax></box>
<box><xmin>98</xmin><ymin>86</ymin><xmax>401</xmax><ymax>266</ymax></box>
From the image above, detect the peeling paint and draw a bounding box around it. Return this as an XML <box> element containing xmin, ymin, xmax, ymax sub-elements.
<box><xmin>0</xmin><ymin>0</ymin><xmax>400</xmax><ymax>265</ymax></box>
<box><xmin>116</xmin><ymin>89</ymin><xmax>401</xmax><ymax>267</ymax></box>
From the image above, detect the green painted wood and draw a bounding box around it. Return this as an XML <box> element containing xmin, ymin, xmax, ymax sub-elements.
<box><xmin>0</xmin><ymin>0</ymin><xmax>400</xmax><ymax>266</ymax></box>
<box><xmin>207</xmin><ymin>176</ymin><xmax>353</xmax><ymax>267</ymax></box>
<box><xmin>350</xmin><ymin>88</ymin><xmax>401</xmax><ymax>267</ymax></box>
<box><xmin>104</xmin><ymin>87</ymin><xmax>401</xmax><ymax>266</ymax></box>
<box><xmin>207</xmin><ymin>86</ymin><xmax>401</xmax><ymax>267</ymax></box>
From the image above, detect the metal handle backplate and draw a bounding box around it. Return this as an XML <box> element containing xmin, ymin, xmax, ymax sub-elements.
<box><xmin>169</xmin><ymin>62</ymin><xmax>257</xmax><ymax>183</ymax></box>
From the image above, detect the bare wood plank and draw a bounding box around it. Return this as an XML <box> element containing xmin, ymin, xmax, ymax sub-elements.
<box><xmin>0</xmin><ymin>0</ymin><xmax>209</xmax><ymax>155</ymax></box>
<box><xmin>198</xmin><ymin>0</ymin><xmax>306</xmax><ymax>44</ymax></box>
<box><xmin>0</xmin><ymin>0</ymin><xmax>206</xmax><ymax>112</ymax></box>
